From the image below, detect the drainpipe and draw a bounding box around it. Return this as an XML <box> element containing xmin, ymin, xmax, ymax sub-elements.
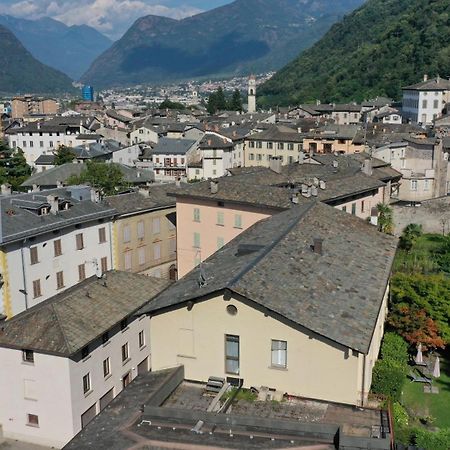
<box><xmin>20</xmin><ymin>242</ymin><xmax>29</xmax><ymax>311</ymax></box>
<box><xmin>108</xmin><ymin>219</ymin><xmax>114</xmax><ymax>270</ymax></box>
<box><xmin>361</xmin><ymin>353</ymin><xmax>366</xmax><ymax>407</ymax></box>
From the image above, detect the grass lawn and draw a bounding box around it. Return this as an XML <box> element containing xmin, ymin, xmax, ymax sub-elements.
<box><xmin>402</xmin><ymin>351</ymin><xmax>450</xmax><ymax>429</ymax></box>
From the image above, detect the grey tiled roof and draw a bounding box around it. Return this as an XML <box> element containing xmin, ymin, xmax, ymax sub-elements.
<box><xmin>0</xmin><ymin>187</ymin><xmax>116</xmax><ymax>244</ymax></box>
<box><xmin>140</xmin><ymin>202</ymin><xmax>398</xmax><ymax>353</ymax></box>
<box><xmin>0</xmin><ymin>271</ymin><xmax>171</xmax><ymax>356</ymax></box>
<box><xmin>34</xmin><ymin>154</ymin><xmax>55</xmax><ymax>165</ymax></box>
<box><xmin>246</xmin><ymin>125</ymin><xmax>303</xmax><ymax>143</ymax></box>
<box><xmin>103</xmin><ymin>187</ymin><xmax>175</xmax><ymax>215</ymax></box>
<box><xmin>151</xmin><ymin>137</ymin><xmax>196</xmax><ymax>155</ymax></box>
<box><xmin>403</xmin><ymin>77</ymin><xmax>450</xmax><ymax>91</ymax></box>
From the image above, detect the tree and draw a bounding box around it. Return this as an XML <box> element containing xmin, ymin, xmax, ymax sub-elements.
<box><xmin>377</xmin><ymin>203</ymin><xmax>394</xmax><ymax>234</ymax></box>
<box><xmin>67</xmin><ymin>161</ymin><xmax>127</xmax><ymax>196</ymax></box>
<box><xmin>207</xmin><ymin>87</ymin><xmax>228</xmax><ymax>114</ymax></box>
<box><xmin>229</xmin><ymin>89</ymin><xmax>243</xmax><ymax>111</ymax></box>
<box><xmin>399</xmin><ymin>223</ymin><xmax>422</xmax><ymax>251</ymax></box>
<box><xmin>207</xmin><ymin>92</ymin><xmax>218</xmax><ymax>114</ymax></box>
<box><xmin>54</xmin><ymin>145</ymin><xmax>76</xmax><ymax>165</ymax></box>
<box><xmin>0</xmin><ymin>140</ymin><xmax>32</xmax><ymax>191</ymax></box>
<box><xmin>159</xmin><ymin>99</ymin><xmax>185</xmax><ymax>110</ymax></box>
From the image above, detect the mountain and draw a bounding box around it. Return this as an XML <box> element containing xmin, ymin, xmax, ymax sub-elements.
<box><xmin>258</xmin><ymin>0</ymin><xmax>450</xmax><ymax>106</ymax></box>
<box><xmin>0</xmin><ymin>25</ymin><xmax>74</xmax><ymax>94</ymax></box>
<box><xmin>0</xmin><ymin>15</ymin><xmax>112</xmax><ymax>80</ymax></box>
<box><xmin>81</xmin><ymin>0</ymin><xmax>365</xmax><ymax>88</ymax></box>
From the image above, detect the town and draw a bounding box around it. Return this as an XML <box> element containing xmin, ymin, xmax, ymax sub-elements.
<box><xmin>0</xmin><ymin>1</ymin><xmax>449</xmax><ymax>450</ymax></box>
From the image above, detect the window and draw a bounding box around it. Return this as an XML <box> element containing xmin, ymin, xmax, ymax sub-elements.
<box><xmin>152</xmin><ymin>218</ymin><xmax>160</xmax><ymax>234</ymax></box>
<box><xmin>433</xmin><ymin>99</ymin><xmax>439</xmax><ymax>109</ymax></box>
<box><xmin>361</xmin><ymin>201</ymin><xmax>365</xmax><ymax>213</ymax></box>
<box><xmin>256</xmin><ymin>154</ymin><xmax>262</xmax><ymax>161</ymax></box>
<box><xmin>78</xmin><ymin>264</ymin><xmax>86</xmax><ymax>281</ymax></box>
<box><xmin>82</xmin><ymin>373</ymin><xmax>91</xmax><ymax>394</ymax></box>
<box><xmin>342</xmin><ymin>206</ymin><xmax>347</xmax><ymax>213</ymax></box>
<box><xmin>123</xmin><ymin>225</ymin><xmax>131</xmax><ymax>243</ymax></box>
<box><xmin>422</xmin><ymin>99</ymin><xmax>427</xmax><ymax>109</ymax></box>
<box><xmin>217</xmin><ymin>237</ymin><xmax>224</xmax><ymax>249</ymax></box>
<box><xmin>54</xmin><ymin>239</ymin><xmax>62</xmax><ymax>257</ymax></box>
<box><xmin>411</xmin><ymin>180</ymin><xmax>418</xmax><ymax>191</ymax></box>
<box><xmin>267</xmin><ymin>142</ymin><xmax>273</xmax><ymax>149</ymax></box>
<box><xmin>351</xmin><ymin>203</ymin><xmax>356</xmax><ymax>216</ymax></box>
<box><xmin>30</xmin><ymin>247</ymin><xmax>39</xmax><ymax>265</ymax></box>
<box><xmin>121</xmin><ymin>343</ymin><xmax>129</xmax><ymax>362</ymax></box>
<box><xmin>102</xmin><ymin>332</ymin><xmax>109</xmax><ymax>344</ymax></box>
<box><xmin>98</xmin><ymin>227</ymin><xmax>106</xmax><ymax>243</ymax></box>
<box><xmin>124</xmin><ymin>251</ymin><xmax>132</xmax><ymax>270</ymax></box>
<box><xmin>139</xmin><ymin>330</ymin><xmax>145</xmax><ymax>348</ymax></box>
<box><xmin>81</xmin><ymin>346</ymin><xmax>89</xmax><ymax>359</ymax></box>
<box><xmin>22</xmin><ymin>141</ymin><xmax>27</xmax><ymax>147</ymax></box>
<box><xmin>103</xmin><ymin>358</ymin><xmax>110</xmax><ymax>377</ymax></box>
<box><xmin>193</xmin><ymin>232</ymin><xmax>201</xmax><ymax>248</ymax></box>
<box><xmin>49</xmin><ymin>141</ymin><xmax>53</xmax><ymax>148</ymax></box>
<box><xmin>277</xmin><ymin>143</ymin><xmax>284</xmax><ymax>150</ymax></box>
<box><xmin>121</xmin><ymin>318</ymin><xmax>128</xmax><ymax>331</ymax></box>
<box><xmin>217</xmin><ymin>211</ymin><xmax>224</xmax><ymax>226</ymax></box>
<box><xmin>424</xmin><ymin>179</ymin><xmax>430</xmax><ymax>191</ymax></box>
<box><xmin>288</xmin><ymin>143</ymin><xmax>294</xmax><ymax>151</ymax></box>
<box><xmin>234</xmin><ymin>214</ymin><xmax>242</xmax><ymax>229</ymax></box>
<box><xmin>225</xmin><ymin>335</ymin><xmax>240</xmax><ymax>375</ymax></box>
<box><xmin>22</xmin><ymin>349</ymin><xmax>34</xmax><ymax>363</ymax></box>
<box><xmin>193</xmin><ymin>208</ymin><xmax>200</xmax><ymax>222</ymax></box>
<box><xmin>153</xmin><ymin>243</ymin><xmax>161</xmax><ymax>260</ymax></box>
<box><xmin>271</xmin><ymin>340</ymin><xmax>287</xmax><ymax>368</ymax></box>
<box><xmin>169</xmin><ymin>238</ymin><xmax>176</xmax><ymax>255</ymax></box>
<box><xmin>39</xmin><ymin>141</ymin><xmax>44</xmax><ymax>148</ymax></box>
<box><xmin>56</xmin><ymin>271</ymin><xmax>64</xmax><ymax>289</ymax></box>
<box><xmin>76</xmin><ymin>233</ymin><xmax>84</xmax><ymax>250</ymax></box>
<box><xmin>138</xmin><ymin>247</ymin><xmax>146</xmax><ymax>265</ymax></box>
<box><xmin>249</xmin><ymin>153</ymin><xmax>255</xmax><ymax>160</ymax></box>
<box><xmin>27</xmin><ymin>414</ymin><xmax>39</xmax><ymax>427</ymax></box>
<box><xmin>249</xmin><ymin>141</ymin><xmax>255</xmax><ymax>148</ymax></box>
<box><xmin>32</xmin><ymin>280</ymin><xmax>41</xmax><ymax>298</ymax></box>
<box><xmin>101</xmin><ymin>257</ymin><xmax>108</xmax><ymax>273</ymax></box>
<box><xmin>137</xmin><ymin>221</ymin><xmax>145</xmax><ymax>240</ymax></box>
<box><xmin>256</xmin><ymin>141</ymin><xmax>262</xmax><ymax>149</ymax></box>
<box><xmin>29</xmin><ymin>141</ymin><xmax>33</xmax><ymax>148</ymax></box>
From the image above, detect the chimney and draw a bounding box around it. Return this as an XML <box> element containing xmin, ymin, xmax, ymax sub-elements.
<box><xmin>176</xmin><ymin>177</ymin><xmax>181</xmax><ymax>188</ymax></box>
<box><xmin>362</xmin><ymin>158</ymin><xmax>373</xmax><ymax>176</ymax></box>
<box><xmin>423</xmin><ymin>74</ymin><xmax>428</xmax><ymax>82</ymax></box>
<box><xmin>313</xmin><ymin>238</ymin><xmax>323</xmax><ymax>255</ymax></box>
<box><xmin>313</xmin><ymin>177</ymin><xmax>319</xmax><ymax>187</ymax></box>
<box><xmin>47</xmin><ymin>195</ymin><xmax>59</xmax><ymax>214</ymax></box>
<box><xmin>32</xmin><ymin>184</ymin><xmax>39</xmax><ymax>192</ymax></box>
<box><xmin>298</xmin><ymin>151</ymin><xmax>305</xmax><ymax>164</ymax></box>
<box><xmin>269</xmin><ymin>156</ymin><xmax>282</xmax><ymax>174</ymax></box>
<box><xmin>37</xmin><ymin>122</ymin><xmax>41</xmax><ymax>130</ymax></box>
<box><xmin>1</xmin><ymin>184</ymin><xmax>11</xmax><ymax>196</ymax></box>
<box><xmin>319</xmin><ymin>180</ymin><xmax>326</xmax><ymax>190</ymax></box>
<box><xmin>291</xmin><ymin>194</ymin><xmax>299</xmax><ymax>204</ymax></box>
<box><xmin>311</xmin><ymin>186</ymin><xmax>318</xmax><ymax>197</ymax></box>
<box><xmin>56</xmin><ymin>180</ymin><xmax>63</xmax><ymax>188</ymax></box>
<box><xmin>90</xmin><ymin>189</ymin><xmax>99</xmax><ymax>203</ymax></box>
<box><xmin>210</xmin><ymin>180</ymin><xmax>219</xmax><ymax>194</ymax></box>
<box><xmin>332</xmin><ymin>160</ymin><xmax>339</xmax><ymax>169</ymax></box>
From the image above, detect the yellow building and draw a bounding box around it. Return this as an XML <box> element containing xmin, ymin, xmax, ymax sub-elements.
<box><xmin>104</xmin><ymin>188</ymin><xmax>177</xmax><ymax>280</ymax></box>
<box><xmin>141</xmin><ymin>202</ymin><xmax>398</xmax><ymax>406</ymax></box>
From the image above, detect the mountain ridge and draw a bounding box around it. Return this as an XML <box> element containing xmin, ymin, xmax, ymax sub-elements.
<box><xmin>81</xmin><ymin>0</ymin><xmax>365</xmax><ymax>88</ymax></box>
<box><xmin>258</xmin><ymin>0</ymin><xmax>450</xmax><ymax>105</ymax></box>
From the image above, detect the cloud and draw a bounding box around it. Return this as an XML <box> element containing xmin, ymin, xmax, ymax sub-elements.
<box><xmin>0</xmin><ymin>0</ymin><xmax>206</xmax><ymax>39</ymax></box>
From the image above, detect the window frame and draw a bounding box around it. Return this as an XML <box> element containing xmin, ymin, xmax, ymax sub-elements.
<box><xmin>271</xmin><ymin>339</ymin><xmax>287</xmax><ymax>369</ymax></box>
<box><xmin>225</xmin><ymin>334</ymin><xmax>240</xmax><ymax>375</ymax></box>
<box><xmin>103</xmin><ymin>357</ymin><xmax>111</xmax><ymax>378</ymax></box>
<box><xmin>82</xmin><ymin>373</ymin><xmax>91</xmax><ymax>394</ymax></box>
<box><xmin>54</xmin><ymin>239</ymin><xmax>62</xmax><ymax>257</ymax></box>
<box><xmin>121</xmin><ymin>342</ymin><xmax>130</xmax><ymax>363</ymax></box>
<box><xmin>22</xmin><ymin>349</ymin><xmax>34</xmax><ymax>364</ymax></box>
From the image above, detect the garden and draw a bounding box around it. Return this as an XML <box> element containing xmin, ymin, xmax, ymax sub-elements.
<box><xmin>371</xmin><ymin>224</ymin><xmax>450</xmax><ymax>450</ymax></box>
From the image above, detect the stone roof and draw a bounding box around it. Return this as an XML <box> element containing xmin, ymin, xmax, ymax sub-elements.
<box><xmin>103</xmin><ymin>187</ymin><xmax>175</xmax><ymax>215</ymax></box>
<box><xmin>199</xmin><ymin>133</ymin><xmax>233</xmax><ymax>149</ymax></box>
<box><xmin>246</xmin><ymin>125</ymin><xmax>303</xmax><ymax>143</ymax></box>
<box><xmin>0</xmin><ymin>187</ymin><xmax>116</xmax><ymax>244</ymax></box>
<box><xmin>140</xmin><ymin>202</ymin><xmax>398</xmax><ymax>353</ymax></box>
<box><xmin>0</xmin><ymin>271</ymin><xmax>171</xmax><ymax>356</ymax></box>
<box><xmin>151</xmin><ymin>137</ymin><xmax>196</xmax><ymax>155</ymax></box>
<box><xmin>403</xmin><ymin>77</ymin><xmax>450</xmax><ymax>91</ymax></box>
<box><xmin>106</xmin><ymin>109</ymin><xmax>132</xmax><ymax>123</ymax></box>
<box><xmin>34</xmin><ymin>154</ymin><xmax>55</xmax><ymax>165</ymax></box>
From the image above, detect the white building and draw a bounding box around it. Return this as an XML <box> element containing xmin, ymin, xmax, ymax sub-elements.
<box><xmin>402</xmin><ymin>76</ymin><xmax>450</xmax><ymax>125</ymax></box>
<box><xmin>0</xmin><ymin>271</ymin><xmax>170</xmax><ymax>448</ymax></box>
<box><xmin>248</xmin><ymin>75</ymin><xmax>256</xmax><ymax>114</ymax></box>
<box><xmin>0</xmin><ymin>186</ymin><xmax>116</xmax><ymax>318</ymax></box>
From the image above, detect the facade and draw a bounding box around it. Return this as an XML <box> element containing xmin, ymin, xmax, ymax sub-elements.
<box><xmin>130</xmin><ymin>125</ymin><xmax>159</xmax><ymax>145</ymax></box>
<box><xmin>103</xmin><ymin>189</ymin><xmax>177</xmax><ymax>280</ymax></box>
<box><xmin>402</xmin><ymin>76</ymin><xmax>450</xmax><ymax>125</ymax></box>
<box><xmin>11</xmin><ymin>96</ymin><xmax>58</xmax><ymax>120</ymax></box>
<box><xmin>0</xmin><ymin>186</ymin><xmax>116</xmax><ymax>318</ymax></box>
<box><xmin>0</xmin><ymin>271</ymin><xmax>170</xmax><ymax>448</ymax></box>
<box><xmin>144</xmin><ymin>202</ymin><xmax>397</xmax><ymax>407</ymax></box>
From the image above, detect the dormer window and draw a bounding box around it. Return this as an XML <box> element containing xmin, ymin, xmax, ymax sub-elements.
<box><xmin>40</xmin><ymin>207</ymin><xmax>50</xmax><ymax>216</ymax></box>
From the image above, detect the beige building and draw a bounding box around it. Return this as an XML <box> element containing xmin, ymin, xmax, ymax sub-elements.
<box><xmin>303</xmin><ymin>124</ymin><xmax>365</xmax><ymax>154</ymax></box>
<box><xmin>11</xmin><ymin>96</ymin><xmax>58</xmax><ymax>120</ymax></box>
<box><xmin>142</xmin><ymin>202</ymin><xmax>398</xmax><ymax>406</ymax></box>
<box><xmin>104</xmin><ymin>188</ymin><xmax>177</xmax><ymax>280</ymax></box>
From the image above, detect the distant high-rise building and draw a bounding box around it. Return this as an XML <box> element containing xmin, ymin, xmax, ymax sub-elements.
<box><xmin>82</xmin><ymin>85</ymin><xmax>94</xmax><ymax>102</ymax></box>
<box><xmin>248</xmin><ymin>75</ymin><xmax>256</xmax><ymax>113</ymax></box>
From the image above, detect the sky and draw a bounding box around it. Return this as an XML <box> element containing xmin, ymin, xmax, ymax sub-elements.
<box><xmin>0</xmin><ymin>0</ymin><xmax>232</xmax><ymax>39</ymax></box>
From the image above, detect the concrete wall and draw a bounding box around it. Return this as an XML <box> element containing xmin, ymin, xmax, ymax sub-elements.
<box><xmin>150</xmin><ymin>293</ymin><xmax>364</xmax><ymax>406</ymax></box>
<box><xmin>176</xmin><ymin>198</ymin><xmax>274</xmax><ymax>277</ymax></box>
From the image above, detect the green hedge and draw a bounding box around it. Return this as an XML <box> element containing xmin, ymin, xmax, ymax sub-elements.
<box><xmin>414</xmin><ymin>428</ymin><xmax>450</xmax><ymax>450</ymax></box>
<box><xmin>371</xmin><ymin>359</ymin><xmax>406</xmax><ymax>402</ymax></box>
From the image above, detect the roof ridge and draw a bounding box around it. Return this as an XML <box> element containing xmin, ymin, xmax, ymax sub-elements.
<box><xmin>228</xmin><ymin>201</ymin><xmax>317</xmax><ymax>288</ymax></box>
<box><xmin>49</xmin><ymin>302</ymin><xmax>73</xmax><ymax>354</ymax></box>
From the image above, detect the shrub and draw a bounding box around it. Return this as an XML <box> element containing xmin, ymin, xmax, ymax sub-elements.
<box><xmin>371</xmin><ymin>358</ymin><xmax>406</xmax><ymax>402</ymax></box>
<box><xmin>413</xmin><ymin>428</ymin><xmax>450</xmax><ymax>450</ymax></box>
<box><xmin>381</xmin><ymin>332</ymin><xmax>409</xmax><ymax>366</ymax></box>
<box><xmin>392</xmin><ymin>402</ymin><xmax>409</xmax><ymax>428</ymax></box>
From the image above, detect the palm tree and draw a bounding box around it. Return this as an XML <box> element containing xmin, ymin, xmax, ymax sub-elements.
<box><xmin>377</xmin><ymin>203</ymin><xmax>394</xmax><ymax>234</ymax></box>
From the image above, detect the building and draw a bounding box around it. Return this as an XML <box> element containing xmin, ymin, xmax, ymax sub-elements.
<box><xmin>244</xmin><ymin>125</ymin><xmax>304</xmax><ymax>166</ymax></box>
<box><xmin>248</xmin><ymin>75</ymin><xmax>256</xmax><ymax>113</ymax></box>
<box><xmin>402</xmin><ymin>75</ymin><xmax>450</xmax><ymax>125</ymax></box>
<box><xmin>151</xmin><ymin>138</ymin><xmax>198</xmax><ymax>182</ymax></box>
<box><xmin>0</xmin><ymin>186</ymin><xmax>116</xmax><ymax>318</ymax></box>
<box><xmin>103</xmin><ymin>189</ymin><xmax>177</xmax><ymax>280</ymax></box>
<box><xmin>142</xmin><ymin>202</ymin><xmax>398</xmax><ymax>406</ymax></box>
<box><xmin>11</xmin><ymin>96</ymin><xmax>58</xmax><ymax>120</ymax></box>
<box><xmin>81</xmin><ymin>86</ymin><xmax>94</xmax><ymax>102</ymax></box>
<box><xmin>0</xmin><ymin>271</ymin><xmax>171</xmax><ymax>448</ymax></box>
